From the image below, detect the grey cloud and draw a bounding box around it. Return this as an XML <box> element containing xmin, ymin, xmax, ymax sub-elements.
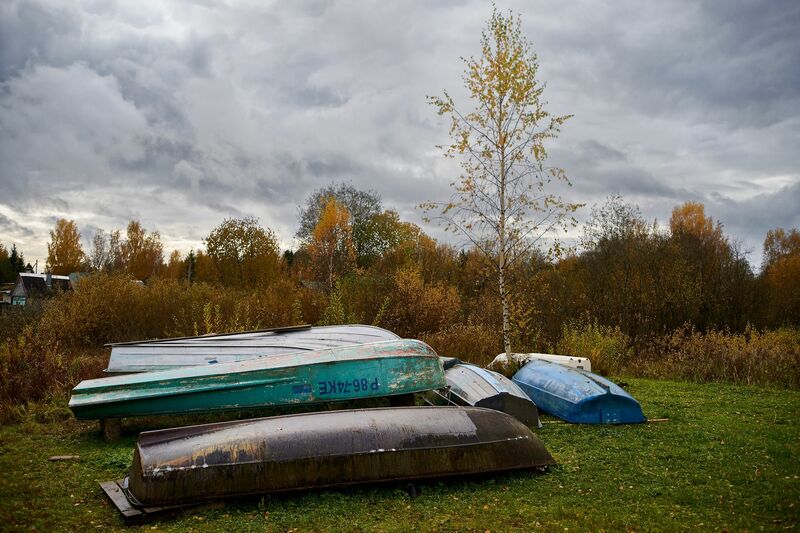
<box><xmin>0</xmin><ymin>213</ymin><xmax>35</xmax><ymax>240</ymax></box>
<box><xmin>0</xmin><ymin>0</ymin><xmax>797</xmax><ymax>267</ymax></box>
<box><xmin>710</xmin><ymin>181</ymin><xmax>800</xmax><ymax>261</ymax></box>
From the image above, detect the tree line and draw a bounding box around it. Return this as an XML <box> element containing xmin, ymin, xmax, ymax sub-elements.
<box><xmin>2</xmin><ymin>185</ymin><xmax>797</xmax><ymax>343</ymax></box>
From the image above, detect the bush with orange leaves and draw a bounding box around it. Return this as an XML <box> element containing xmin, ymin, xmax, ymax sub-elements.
<box><xmin>0</xmin><ymin>272</ymin><xmax>318</xmax><ymax>418</ymax></box>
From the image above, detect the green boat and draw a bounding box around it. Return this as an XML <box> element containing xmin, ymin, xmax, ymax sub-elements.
<box><xmin>69</xmin><ymin>340</ymin><xmax>445</xmax><ymax>420</ymax></box>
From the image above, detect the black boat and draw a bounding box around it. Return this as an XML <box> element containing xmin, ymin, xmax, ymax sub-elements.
<box><xmin>101</xmin><ymin>406</ymin><xmax>554</xmax><ymax>521</ymax></box>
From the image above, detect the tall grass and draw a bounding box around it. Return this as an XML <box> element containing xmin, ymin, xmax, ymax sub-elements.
<box><xmin>630</xmin><ymin>326</ymin><xmax>800</xmax><ymax>387</ymax></box>
<box><xmin>555</xmin><ymin>321</ymin><xmax>800</xmax><ymax>387</ymax></box>
<box><xmin>556</xmin><ymin>321</ymin><xmax>631</xmax><ymax>375</ymax></box>
<box><xmin>1</xmin><ymin>273</ymin><xmax>798</xmax><ymax>422</ymax></box>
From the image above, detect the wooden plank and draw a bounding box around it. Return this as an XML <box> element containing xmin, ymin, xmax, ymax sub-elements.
<box><xmin>100</xmin><ymin>480</ymin><xmax>224</xmax><ymax>525</ymax></box>
<box><xmin>100</xmin><ymin>480</ymin><xmax>146</xmax><ymax>525</ymax></box>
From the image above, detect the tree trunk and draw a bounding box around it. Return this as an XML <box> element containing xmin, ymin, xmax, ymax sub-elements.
<box><xmin>499</xmin><ymin>266</ymin><xmax>512</xmax><ymax>356</ymax></box>
<box><xmin>498</xmin><ymin>106</ymin><xmax>512</xmax><ymax>357</ymax></box>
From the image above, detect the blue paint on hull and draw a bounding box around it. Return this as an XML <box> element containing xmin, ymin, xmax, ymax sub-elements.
<box><xmin>512</xmin><ymin>359</ymin><xmax>645</xmax><ymax>424</ymax></box>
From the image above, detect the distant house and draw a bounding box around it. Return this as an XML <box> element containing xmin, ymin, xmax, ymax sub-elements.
<box><xmin>11</xmin><ymin>273</ymin><xmax>72</xmax><ymax>306</ymax></box>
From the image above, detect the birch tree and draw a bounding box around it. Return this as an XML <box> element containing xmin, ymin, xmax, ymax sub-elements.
<box><xmin>423</xmin><ymin>8</ymin><xmax>580</xmax><ymax>355</ymax></box>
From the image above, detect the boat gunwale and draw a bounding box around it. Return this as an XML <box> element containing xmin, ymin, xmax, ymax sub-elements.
<box><xmin>121</xmin><ymin>459</ymin><xmax>551</xmax><ymax>508</ymax></box>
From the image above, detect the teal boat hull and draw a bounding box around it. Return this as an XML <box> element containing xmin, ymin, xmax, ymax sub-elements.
<box><xmin>69</xmin><ymin>340</ymin><xmax>445</xmax><ymax>420</ymax></box>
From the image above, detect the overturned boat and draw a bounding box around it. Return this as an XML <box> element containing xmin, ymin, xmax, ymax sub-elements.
<box><xmin>522</xmin><ymin>353</ymin><xmax>591</xmax><ymax>371</ymax></box>
<box><xmin>512</xmin><ymin>359</ymin><xmax>645</xmax><ymax>424</ymax></box>
<box><xmin>101</xmin><ymin>406</ymin><xmax>555</xmax><ymax>520</ymax></box>
<box><xmin>427</xmin><ymin>360</ymin><xmax>540</xmax><ymax>427</ymax></box>
<box><xmin>70</xmin><ymin>339</ymin><xmax>444</xmax><ymax>421</ymax></box>
<box><xmin>106</xmin><ymin>324</ymin><xmax>400</xmax><ymax>373</ymax></box>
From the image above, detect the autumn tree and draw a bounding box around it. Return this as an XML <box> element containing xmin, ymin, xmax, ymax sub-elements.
<box><xmin>761</xmin><ymin>227</ymin><xmax>800</xmax><ymax>326</ymax></box>
<box><xmin>163</xmin><ymin>250</ymin><xmax>186</xmax><ymax>279</ymax></box>
<box><xmin>119</xmin><ymin>221</ymin><xmax>164</xmax><ymax>280</ymax></box>
<box><xmin>204</xmin><ymin>217</ymin><xmax>281</xmax><ymax>288</ymax></box>
<box><xmin>424</xmin><ymin>7</ymin><xmax>579</xmax><ymax>355</ymax></box>
<box><xmin>762</xmin><ymin>227</ymin><xmax>800</xmax><ymax>270</ymax></box>
<box><xmin>298</xmin><ymin>183</ymin><xmax>384</xmax><ymax>267</ymax></box>
<box><xmin>308</xmin><ymin>197</ymin><xmax>356</xmax><ymax>290</ymax></box>
<box><xmin>46</xmin><ymin>219</ymin><xmax>85</xmax><ymax>275</ymax></box>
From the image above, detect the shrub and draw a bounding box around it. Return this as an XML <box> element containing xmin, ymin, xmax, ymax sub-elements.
<box><xmin>556</xmin><ymin>320</ymin><xmax>632</xmax><ymax>374</ymax></box>
<box><xmin>0</xmin><ymin>272</ymin><xmax>314</xmax><ymax>413</ymax></box>
<box><xmin>381</xmin><ymin>267</ymin><xmax>461</xmax><ymax>338</ymax></box>
<box><xmin>630</xmin><ymin>326</ymin><xmax>800</xmax><ymax>387</ymax></box>
<box><xmin>421</xmin><ymin>323</ymin><xmax>503</xmax><ymax>367</ymax></box>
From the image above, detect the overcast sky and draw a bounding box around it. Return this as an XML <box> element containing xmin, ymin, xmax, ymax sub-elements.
<box><xmin>1</xmin><ymin>0</ymin><xmax>798</xmax><ymax>270</ymax></box>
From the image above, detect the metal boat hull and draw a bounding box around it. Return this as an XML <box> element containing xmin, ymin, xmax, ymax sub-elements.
<box><xmin>70</xmin><ymin>340</ymin><xmax>444</xmax><ymax>420</ymax></box>
<box><xmin>427</xmin><ymin>362</ymin><xmax>540</xmax><ymax>427</ymax></box>
<box><xmin>106</xmin><ymin>325</ymin><xmax>400</xmax><ymax>373</ymax></box>
<box><xmin>109</xmin><ymin>406</ymin><xmax>555</xmax><ymax>508</ymax></box>
<box><xmin>512</xmin><ymin>359</ymin><xmax>645</xmax><ymax>424</ymax></box>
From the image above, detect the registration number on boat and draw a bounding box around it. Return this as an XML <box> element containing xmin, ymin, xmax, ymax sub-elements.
<box><xmin>318</xmin><ymin>377</ymin><xmax>380</xmax><ymax>395</ymax></box>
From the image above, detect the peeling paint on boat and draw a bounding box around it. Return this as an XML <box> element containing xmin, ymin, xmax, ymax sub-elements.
<box><xmin>69</xmin><ymin>339</ymin><xmax>446</xmax><ymax>420</ymax></box>
<box><xmin>109</xmin><ymin>407</ymin><xmax>555</xmax><ymax>508</ymax></box>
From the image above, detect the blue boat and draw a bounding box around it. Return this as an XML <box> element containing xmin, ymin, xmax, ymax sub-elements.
<box><xmin>512</xmin><ymin>359</ymin><xmax>645</xmax><ymax>424</ymax></box>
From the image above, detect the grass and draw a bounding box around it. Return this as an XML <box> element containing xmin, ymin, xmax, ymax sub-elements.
<box><xmin>1</xmin><ymin>378</ymin><xmax>798</xmax><ymax>532</ymax></box>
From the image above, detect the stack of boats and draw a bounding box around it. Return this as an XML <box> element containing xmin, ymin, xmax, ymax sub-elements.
<box><xmin>68</xmin><ymin>324</ymin><xmax>644</xmax><ymax>523</ymax></box>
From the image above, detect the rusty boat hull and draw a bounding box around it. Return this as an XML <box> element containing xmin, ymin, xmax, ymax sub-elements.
<box><xmin>104</xmin><ymin>406</ymin><xmax>555</xmax><ymax>511</ymax></box>
<box><xmin>105</xmin><ymin>324</ymin><xmax>401</xmax><ymax>373</ymax></box>
<box><xmin>69</xmin><ymin>340</ymin><xmax>445</xmax><ymax>420</ymax></box>
<box><xmin>427</xmin><ymin>361</ymin><xmax>541</xmax><ymax>427</ymax></box>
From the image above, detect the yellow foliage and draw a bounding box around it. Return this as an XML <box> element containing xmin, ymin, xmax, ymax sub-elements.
<box><xmin>308</xmin><ymin>197</ymin><xmax>356</xmax><ymax>290</ymax></box>
<box><xmin>46</xmin><ymin>219</ymin><xmax>85</xmax><ymax>275</ymax></box>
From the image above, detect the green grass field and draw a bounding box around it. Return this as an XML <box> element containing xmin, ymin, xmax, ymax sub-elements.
<box><xmin>1</xmin><ymin>378</ymin><xmax>798</xmax><ymax>532</ymax></box>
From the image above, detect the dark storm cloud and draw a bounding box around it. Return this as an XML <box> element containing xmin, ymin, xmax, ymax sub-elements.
<box><xmin>0</xmin><ymin>0</ymin><xmax>798</xmax><ymax>267</ymax></box>
<box><xmin>0</xmin><ymin>213</ymin><xmax>35</xmax><ymax>239</ymax></box>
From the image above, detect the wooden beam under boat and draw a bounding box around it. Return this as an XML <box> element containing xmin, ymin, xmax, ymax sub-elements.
<box><xmin>69</xmin><ymin>339</ymin><xmax>445</xmax><ymax>420</ymax></box>
<box><xmin>105</xmin><ymin>324</ymin><xmax>401</xmax><ymax>373</ymax></box>
<box><xmin>102</xmin><ymin>406</ymin><xmax>555</xmax><ymax>515</ymax></box>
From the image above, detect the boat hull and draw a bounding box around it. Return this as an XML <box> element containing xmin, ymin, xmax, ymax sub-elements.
<box><xmin>113</xmin><ymin>406</ymin><xmax>555</xmax><ymax>507</ymax></box>
<box><xmin>512</xmin><ymin>359</ymin><xmax>645</xmax><ymax>424</ymax></box>
<box><xmin>70</xmin><ymin>340</ymin><xmax>444</xmax><ymax>420</ymax></box>
<box><xmin>427</xmin><ymin>362</ymin><xmax>540</xmax><ymax>427</ymax></box>
<box><xmin>106</xmin><ymin>325</ymin><xmax>400</xmax><ymax>373</ymax></box>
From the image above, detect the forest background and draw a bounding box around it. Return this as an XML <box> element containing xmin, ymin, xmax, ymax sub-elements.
<box><xmin>1</xmin><ymin>183</ymin><xmax>798</xmax><ymax>418</ymax></box>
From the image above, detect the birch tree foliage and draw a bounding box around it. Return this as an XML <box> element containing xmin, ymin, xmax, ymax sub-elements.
<box><xmin>422</xmin><ymin>8</ymin><xmax>580</xmax><ymax>354</ymax></box>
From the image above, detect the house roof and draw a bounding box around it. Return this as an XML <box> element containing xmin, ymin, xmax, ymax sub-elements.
<box><xmin>17</xmin><ymin>273</ymin><xmax>72</xmax><ymax>296</ymax></box>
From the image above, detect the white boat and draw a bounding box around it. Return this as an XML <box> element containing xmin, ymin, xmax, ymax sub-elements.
<box><xmin>105</xmin><ymin>324</ymin><xmax>400</xmax><ymax>373</ymax></box>
<box><xmin>490</xmin><ymin>352</ymin><xmax>591</xmax><ymax>372</ymax></box>
<box><xmin>524</xmin><ymin>353</ymin><xmax>591</xmax><ymax>371</ymax></box>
